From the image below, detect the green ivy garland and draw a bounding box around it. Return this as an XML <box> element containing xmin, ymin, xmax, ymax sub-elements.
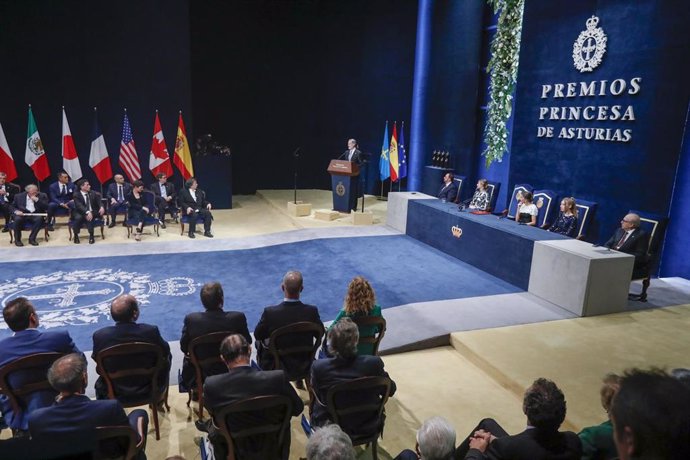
<box><xmin>483</xmin><ymin>0</ymin><xmax>524</xmax><ymax>167</ymax></box>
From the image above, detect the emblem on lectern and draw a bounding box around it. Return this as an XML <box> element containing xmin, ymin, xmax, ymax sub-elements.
<box><xmin>451</xmin><ymin>226</ymin><xmax>463</xmax><ymax>238</ymax></box>
<box><xmin>336</xmin><ymin>182</ymin><xmax>346</xmax><ymax>197</ymax></box>
<box><xmin>573</xmin><ymin>15</ymin><xmax>607</xmax><ymax>73</ymax></box>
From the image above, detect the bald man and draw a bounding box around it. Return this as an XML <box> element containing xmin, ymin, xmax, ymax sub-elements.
<box><xmin>11</xmin><ymin>184</ymin><xmax>48</xmax><ymax>246</ymax></box>
<box><xmin>106</xmin><ymin>174</ymin><xmax>132</xmax><ymax>228</ymax></box>
<box><xmin>92</xmin><ymin>294</ymin><xmax>171</xmax><ymax>400</ymax></box>
<box><xmin>604</xmin><ymin>213</ymin><xmax>650</xmax><ymax>279</ymax></box>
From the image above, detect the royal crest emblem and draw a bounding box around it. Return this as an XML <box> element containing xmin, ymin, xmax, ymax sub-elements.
<box><xmin>336</xmin><ymin>181</ymin><xmax>346</xmax><ymax>197</ymax></box>
<box><xmin>573</xmin><ymin>15</ymin><xmax>607</xmax><ymax>73</ymax></box>
<box><xmin>451</xmin><ymin>225</ymin><xmax>463</xmax><ymax>238</ymax></box>
<box><xmin>536</xmin><ymin>197</ymin><xmax>544</xmax><ymax>209</ymax></box>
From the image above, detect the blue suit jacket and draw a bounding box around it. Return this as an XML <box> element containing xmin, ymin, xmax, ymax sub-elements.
<box><xmin>29</xmin><ymin>394</ymin><xmax>129</xmax><ymax>436</ymax></box>
<box><xmin>106</xmin><ymin>182</ymin><xmax>133</xmax><ymax>204</ymax></box>
<box><xmin>48</xmin><ymin>181</ymin><xmax>76</xmax><ymax>205</ymax></box>
<box><xmin>0</xmin><ymin>329</ymin><xmax>80</xmax><ymax>430</ymax></box>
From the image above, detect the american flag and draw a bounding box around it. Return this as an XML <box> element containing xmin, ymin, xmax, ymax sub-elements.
<box><xmin>119</xmin><ymin>111</ymin><xmax>142</xmax><ymax>182</ymax></box>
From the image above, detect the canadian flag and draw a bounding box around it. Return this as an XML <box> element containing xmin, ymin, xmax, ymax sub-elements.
<box><xmin>25</xmin><ymin>105</ymin><xmax>51</xmax><ymax>182</ymax></box>
<box><xmin>0</xmin><ymin>122</ymin><xmax>18</xmax><ymax>182</ymax></box>
<box><xmin>149</xmin><ymin>111</ymin><xmax>172</xmax><ymax>178</ymax></box>
<box><xmin>62</xmin><ymin>107</ymin><xmax>83</xmax><ymax>181</ymax></box>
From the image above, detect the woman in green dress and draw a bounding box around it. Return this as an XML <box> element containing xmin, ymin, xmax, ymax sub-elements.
<box><xmin>329</xmin><ymin>276</ymin><xmax>382</xmax><ymax>356</ymax></box>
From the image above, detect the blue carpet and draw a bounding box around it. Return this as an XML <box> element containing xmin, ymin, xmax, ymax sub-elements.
<box><xmin>0</xmin><ymin>235</ymin><xmax>521</xmax><ymax>351</ymax></box>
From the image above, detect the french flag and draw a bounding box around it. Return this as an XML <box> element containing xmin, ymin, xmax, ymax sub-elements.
<box><xmin>0</xmin><ymin>122</ymin><xmax>18</xmax><ymax>182</ymax></box>
<box><xmin>89</xmin><ymin>107</ymin><xmax>113</xmax><ymax>184</ymax></box>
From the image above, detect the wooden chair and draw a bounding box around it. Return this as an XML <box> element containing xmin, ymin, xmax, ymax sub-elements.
<box><xmin>7</xmin><ymin>214</ymin><xmax>50</xmax><ymax>244</ymax></box>
<box><xmin>325</xmin><ymin>376</ymin><xmax>392</xmax><ymax>460</ymax></box>
<box><xmin>268</xmin><ymin>322</ymin><xmax>324</xmax><ymax>389</ymax></box>
<box><xmin>212</xmin><ymin>395</ymin><xmax>293</xmax><ymax>460</ymax></box>
<box><xmin>93</xmin><ymin>342</ymin><xmax>170</xmax><ymax>440</ymax></box>
<box><xmin>186</xmin><ymin>331</ymin><xmax>234</xmax><ymax>421</ymax></box>
<box><xmin>94</xmin><ymin>422</ymin><xmax>147</xmax><ymax>460</ymax></box>
<box><xmin>350</xmin><ymin>316</ymin><xmax>386</xmax><ymax>356</ymax></box>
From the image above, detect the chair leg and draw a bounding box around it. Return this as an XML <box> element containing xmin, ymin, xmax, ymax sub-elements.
<box><xmin>371</xmin><ymin>439</ymin><xmax>378</xmax><ymax>460</ymax></box>
<box><xmin>180</xmin><ymin>221</ymin><xmax>184</xmax><ymax>235</ymax></box>
<box><xmin>640</xmin><ymin>277</ymin><xmax>650</xmax><ymax>302</ymax></box>
<box><xmin>151</xmin><ymin>402</ymin><xmax>160</xmax><ymax>440</ymax></box>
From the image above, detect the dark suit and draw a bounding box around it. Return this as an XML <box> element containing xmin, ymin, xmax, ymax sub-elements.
<box><xmin>179</xmin><ymin>309</ymin><xmax>252</xmax><ymax>389</ymax></box>
<box><xmin>0</xmin><ymin>329</ymin><xmax>80</xmax><ymax>430</ymax></box>
<box><xmin>106</xmin><ymin>182</ymin><xmax>132</xmax><ymax>223</ymax></box>
<box><xmin>456</xmin><ymin>418</ymin><xmax>582</xmax><ymax>460</ymax></box>
<box><xmin>342</xmin><ymin>148</ymin><xmax>363</xmax><ymax>166</ymax></box>
<box><xmin>254</xmin><ymin>300</ymin><xmax>322</xmax><ymax>371</ymax></box>
<box><xmin>72</xmin><ymin>190</ymin><xmax>103</xmax><ymax>236</ymax></box>
<box><xmin>178</xmin><ymin>187</ymin><xmax>213</xmax><ymax>234</ymax></box>
<box><xmin>11</xmin><ymin>191</ymin><xmax>48</xmax><ymax>243</ymax></box>
<box><xmin>310</xmin><ymin>354</ymin><xmax>396</xmax><ymax>434</ymax></box>
<box><xmin>47</xmin><ymin>181</ymin><xmax>75</xmax><ymax>222</ymax></box>
<box><xmin>0</xmin><ymin>181</ymin><xmax>20</xmax><ymax>225</ymax></box>
<box><xmin>438</xmin><ymin>181</ymin><xmax>458</xmax><ymax>202</ymax></box>
<box><xmin>204</xmin><ymin>365</ymin><xmax>304</xmax><ymax>460</ymax></box>
<box><xmin>92</xmin><ymin>322</ymin><xmax>171</xmax><ymax>402</ymax></box>
<box><xmin>604</xmin><ymin>227</ymin><xmax>650</xmax><ymax>278</ymax></box>
<box><xmin>150</xmin><ymin>181</ymin><xmax>177</xmax><ymax>220</ymax></box>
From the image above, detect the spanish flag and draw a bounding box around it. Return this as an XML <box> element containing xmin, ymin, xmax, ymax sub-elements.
<box><xmin>173</xmin><ymin>112</ymin><xmax>194</xmax><ymax>180</ymax></box>
<box><xmin>389</xmin><ymin>121</ymin><xmax>399</xmax><ymax>182</ymax></box>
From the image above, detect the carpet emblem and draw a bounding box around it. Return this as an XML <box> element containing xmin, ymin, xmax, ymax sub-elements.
<box><xmin>451</xmin><ymin>225</ymin><xmax>463</xmax><ymax>238</ymax></box>
<box><xmin>0</xmin><ymin>269</ymin><xmax>199</xmax><ymax>329</ymax></box>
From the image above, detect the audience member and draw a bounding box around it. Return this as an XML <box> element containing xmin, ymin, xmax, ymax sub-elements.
<box><xmin>306</xmin><ymin>423</ymin><xmax>356</xmax><ymax>460</ymax></box>
<box><xmin>106</xmin><ymin>174</ymin><xmax>132</xmax><ymax>228</ymax></box>
<box><xmin>203</xmin><ymin>334</ymin><xmax>304</xmax><ymax>460</ymax></box>
<box><xmin>126</xmin><ymin>179</ymin><xmax>153</xmax><ymax>241</ymax></box>
<box><xmin>309</xmin><ymin>318</ymin><xmax>396</xmax><ymax>433</ymax></box>
<box><xmin>547</xmin><ymin>197</ymin><xmax>579</xmax><ymax>237</ymax></box>
<box><xmin>455</xmin><ymin>378</ymin><xmax>581</xmax><ymax>459</ymax></box>
<box><xmin>178</xmin><ymin>177</ymin><xmax>214</xmax><ymax>238</ymax></box>
<box><xmin>47</xmin><ymin>171</ymin><xmax>75</xmax><ymax>231</ymax></box>
<box><xmin>395</xmin><ymin>416</ymin><xmax>457</xmax><ymax>460</ymax></box>
<box><xmin>0</xmin><ymin>297</ymin><xmax>80</xmax><ymax>431</ymax></box>
<box><xmin>604</xmin><ymin>213</ymin><xmax>650</xmax><ymax>279</ymax></box>
<box><xmin>72</xmin><ymin>178</ymin><xmax>105</xmax><ymax>244</ymax></box>
<box><xmin>92</xmin><ymin>294</ymin><xmax>171</xmax><ymax>401</ymax></box>
<box><xmin>438</xmin><ymin>173</ymin><xmax>458</xmax><ymax>203</ymax></box>
<box><xmin>671</xmin><ymin>367</ymin><xmax>690</xmax><ymax>388</ymax></box>
<box><xmin>610</xmin><ymin>368</ymin><xmax>690</xmax><ymax>460</ymax></box>
<box><xmin>515</xmin><ymin>191</ymin><xmax>538</xmax><ymax>226</ymax></box>
<box><xmin>578</xmin><ymin>373</ymin><xmax>621</xmax><ymax>460</ymax></box>
<box><xmin>150</xmin><ymin>172</ymin><xmax>177</xmax><ymax>228</ymax></box>
<box><xmin>468</xmin><ymin>179</ymin><xmax>490</xmax><ymax>211</ymax></box>
<box><xmin>28</xmin><ymin>353</ymin><xmax>148</xmax><ymax>460</ymax></box>
<box><xmin>11</xmin><ymin>184</ymin><xmax>48</xmax><ymax>246</ymax></box>
<box><xmin>0</xmin><ymin>171</ymin><xmax>20</xmax><ymax>232</ymax></box>
<box><xmin>179</xmin><ymin>281</ymin><xmax>252</xmax><ymax>392</ymax></box>
<box><xmin>254</xmin><ymin>270</ymin><xmax>322</xmax><ymax>373</ymax></box>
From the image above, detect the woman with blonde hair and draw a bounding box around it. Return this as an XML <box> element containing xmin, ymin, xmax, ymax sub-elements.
<box><xmin>548</xmin><ymin>197</ymin><xmax>579</xmax><ymax>237</ymax></box>
<box><xmin>578</xmin><ymin>373</ymin><xmax>621</xmax><ymax>460</ymax></box>
<box><xmin>328</xmin><ymin>276</ymin><xmax>382</xmax><ymax>356</ymax></box>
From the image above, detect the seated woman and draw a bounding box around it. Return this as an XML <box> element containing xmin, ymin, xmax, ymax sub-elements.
<box><xmin>329</xmin><ymin>276</ymin><xmax>382</xmax><ymax>356</ymax></box>
<box><xmin>126</xmin><ymin>180</ymin><xmax>152</xmax><ymax>241</ymax></box>
<box><xmin>468</xmin><ymin>178</ymin><xmax>490</xmax><ymax>211</ymax></box>
<box><xmin>515</xmin><ymin>191</ymin><xmax>538</xmax><ymax>226</ymax></box>
<box><xmin>548</xmin><ymin>197</ymin><xmax>578</xmax><ymax>237</ymax></box>
<box><xmin>578</xmin><ymin>373</ymin><xmax>620</xmax><ymax>460</ymax></box>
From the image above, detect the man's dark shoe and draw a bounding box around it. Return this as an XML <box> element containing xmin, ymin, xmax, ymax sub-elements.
<box><xmin>173</xmin><ymin>215</ymin><xmax>179</xmax><ymax>224</ymax></box>
<box><xmin>29</xmin><ymin>239</ymin><xmax>38</xmax><ymax>246</ymax></box>
<box><xmin>203</xmin><ymin>231</ymin><xmax>214</xmax><ymax>238</ymax></box>
<box><xmin>188</xmin><ymin>232</ymin><xmax>195</xmax><ymax>239</ymax></box>
<box><xmin>107</xmin><ymin>222</ymin><xmax>116</xmax><ymax>228</ymax></box>
<box><xmin>74</xmin><ymin>235</ymin><xmax>80</xmax><ymax>244</ymax></box>
<box><xmin>47</xmin><ymin>225</ymin><xmax>55</xmax><ymax>231</ymax></box>
<box><xmin>89</xmin><ymin>235</ymin><xmax>95</xmax><ymax>244</ymax></box>
<box><xmin>15</xmin><ymin>240</ymin><xmax>23</xmax><ymax>247</ymax></box>
<box><xmin>1</xmin><ymin>226</ymin><xmax>9</xmax><ymax>233</ymax></box>
<box><xmin>160</xmin><ymin>220</ymin><xmax>166</xmax><ymax>229</ymax></box>
<box><xmin>195</xmin><ymin>419</ymin><xmax>211</xmax><ymax>433</ymax></box>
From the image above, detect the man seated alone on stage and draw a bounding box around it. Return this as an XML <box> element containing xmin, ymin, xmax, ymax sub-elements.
<box><xmin>437</xmin><ymin>173</ymin><xmax>458</xmax><ymax>203</ymax></box>
<box><xmin>72</xmin><ymin>179</ymin><xmax>105</xmax><ymax>245</ymax></box>
<box><xmin>604</xmin><ymin>213</ymin><xmax>650</xmax><ymax>279</ymax></box>
<box><xmin>47</xmin><ymin>171</ymin><xmax>75</xmax><ymax>231</ymax></box>
<box><xmin>150</xmin><ymin>173</ymin><xmax>177</xmax><ymax>228</ymax></box>
<box><xmin>11</xmin><ymin>184</ymin><xmax>48</xmax><ymax>247</ymax></box>
<box><xmin>178</xmin><ymin>177</ymin><xmax>213</xmax><ymax>238</ymax></box>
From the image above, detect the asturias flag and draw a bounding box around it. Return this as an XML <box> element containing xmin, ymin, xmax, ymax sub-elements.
<box><xmin>173</xmin><ymin>112</ymin><xmax>194</xmax><ymax>180</ymax></box>
<box><xmin>389</xmin><ymin>121</ymin><xmax>399</xmax><ymax>182</ymax></box>
<box><xmin>398</xmin><ymin>121</ymin><xmax>408</xmax><ymax>180</ymax></box>
<box><xmin>61</xmin><ymin>107</ymin><xmax>83</xmax><ymax>181</ymax></box>
<box><xmin>89</xmin><ymin>108</ymin><xmax>113</xmax><ymax>184</ymax></box>
<box><xmin>379</xmin><ymin>121</ymin><xmax>390</xmax><ymax>181</ymax></box>
<box><xmin>149</xmin><ymin>111</ymin><xmax>173</xmax><ymax>178</ymax></box>
<box><xmin>25</xmin><ymin>105</ymin><xmax>51</xmax><ymax>181</ymax></box>
<box><xmin>0</xmin><ymin>122</ymin><xmax>18</xmax><ymax>182</ymax></box>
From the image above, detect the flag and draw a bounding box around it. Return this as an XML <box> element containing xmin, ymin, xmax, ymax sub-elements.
<box><xmin>119</xmin><ymin>110</ymin><xmax>141</xmax><ymax>182</ymax></box>
<box><xmin>0</xmin><ymin>122</ymin><xmax>18</xmax><ymax>182</ymax></box>
<box><xmin>149</xmin><ymin>111</ymin><xmax>173</xmax><ymax>178</ymax></box>
<box><xmin>389</xmin><ymin>122</ymin><xmax>399</xmax><ymax>182</ymax></box>
<box><xmin>173</xmin><ymin>112</ymin><xmax>194</xmax><ymax>180</ymax></box>
<box><xmin>89</xmin><ymin>108</ymin><xmax>113</xmax><ymax>184</ymax></box>
<box><xmin>379</xmin><ymin>121</ymin><xmax>390</xmax><ymax>181</ymax></box>
<box><xmin>398</xmin><ymin>121</ymin><xmax>408</xmax><ymax>180</ymax></box>
<box><xmin>25</xmin><ymin>106</ymin><xmax>51</xmax><ymax>181</ymax></box>
<box><xmin>61</xmin><ymin>107</ymin><xmax>83</xmax><ymax>181</ymax></box>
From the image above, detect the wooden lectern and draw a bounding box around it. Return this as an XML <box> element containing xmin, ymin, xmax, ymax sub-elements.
<box><xmin>327</xmin><ymin>160</ymin><xmax>360</xmax><ymax>212</ymax></box>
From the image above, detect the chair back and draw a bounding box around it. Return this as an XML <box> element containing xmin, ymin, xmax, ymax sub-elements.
<box><xmin>573</xmin><ymin>198</ymin><xmax>598</xmax><ymax>240</ymax></box>
<box><xmin>94</xmin><ymin>425</ymin><xmax>139</xmax><ymax>460</ymax></box>
<box><xmin>268</xmin><ymin>321</ymin><xmax>325</xmax><ymax>381</ymax></box>
<box><xmin>452</xmin><ymin>175</ymin><xmax>467</xmax><ymax>204</ymax></box>
<box><xmin>214</xmin><ymin>395</ymin><xmax>293</xmax><ymax>460</ymax></box>
<box><xmin>350</xmin><ymin>316</ymin><xmax>386</xmax><ymax>356</ymax></box>
<box><xmin>188</xmin><ymin>331</ymin><xmax>234</xmax><ymax>420</ymax></box>
<box><xmin>325</xmin><ymin>376</ymin><xmax>392</xmax><ymax>446</ymax></box>
<box><xmin>533</xmin><ymin>189</ymin><xmax>558</xmax><ymax>227</ymax></box>
<box><xmin>507</xmin><ymin>184</ymin><xmax>533</xmax><ymax>219</ymax></box>
<box><xmin>485</xmin><ymin>181</ymin><xmax>501</xmax><ymax>213</ymax></box>
<box><xmin>0</xmin><ymin>352</ymin><xmax>65</xmax><ymax>417</ymax></box>
<box><xmin>629</xmin><ymin>209</ymin><xmax>669</xmax><ymax>273</ymax></box>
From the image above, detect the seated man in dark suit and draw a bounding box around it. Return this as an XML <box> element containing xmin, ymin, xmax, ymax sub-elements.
<box><xmin>92</xmin><ymin>294</ymin><xmax>171</xmax><ymax>402</ymax></box>
<box><xmin>72</xmin><ymin>178</ymin><xmax>106</xmax><ymax>245</ymax></box>
<box><xmin>106</xmin><ymin>174</ymin><xmax>132</xmax><ymax>228</ymax></box>
<box><xmin>604</xmin><ymin>213</ymin><xmax>650</xmax><ymax>279</ymax></box>
<box><xmin>28</xmin><ymin>353</ymin><xmax>148</xmax><ymax>459</ymax></box>
<box><xmin>309</xmin><ymin>318</ymin><xmax>396</xmax><ymax>434</ymax></box>
<box><xmin>254</xmin><ymin>270</ymin><xmax>322</xmax><ymax>372</ymax></box>
<box><xmin>455</xmin><ymin>378</ymin><xmax>582</xmax><ymax>460</ymax></box>
<box><xmin>47</xmin><ymin>171</ymin><xmax>75</xmax><ymax>231</ymax></box>
<box><xmin>0</xmin><ymin>171</ymin><xmax>20</xmax><ymax>232</ymax></box>
<box><xmin>180</xmin><ymin>281</ymin><xmax>252</xmax><ymax>392</ymax></box>
<box><xmin>0</xmin><ymin>297</ymin><xmax>80</xmax><ymax>432</ymax></box>
<box><xmin>203</xmin><ymin>334</ymin><xmax>304</xmax><ymax>460</ymax></box>
<box><xmin>150</xmin><ymin>172</ymin><xmax>177</xmax><ymax>228</ymax></box>
<box><xmin>178</xmin><ymin>177</ymin><xmax>213</xmax><ymax>238</ymax></box>
<box><xmin>395</xmin><ymin>416</ymin><xmax>457</xmax><ymax>460</ymax></box>
<box><xmin>11</xmin><ymin>184</ymin><xmax>48</xmax><ymax>247</ymax></box>
<box><xmin>438</xmin><ymin>173</ymin><xmax>458</xmax><ymax>202</ymax></box>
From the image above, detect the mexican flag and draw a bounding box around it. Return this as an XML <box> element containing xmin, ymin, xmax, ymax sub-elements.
<box><xmin>25</xmin><ymin>105</ymin><xmax>51</xmax><ymax>181</ymax></box>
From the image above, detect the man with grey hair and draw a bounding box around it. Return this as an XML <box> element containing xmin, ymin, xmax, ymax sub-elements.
<box><xmin>395</xmin><ymin>416</ymin><xmax>457</xmax><ymax>460</ymax></box>
<box><xmin>10</xmin><ymin>183</ymin><xmax>48</xmax><ymax>246</ymax></box>
<box><xmin>254</xmin><ymin>270</ymin><xmax>322</xmax><ymax>372</ymax></box>
<box><xmin>310</xmin><ymin>318</ymin><xmax>396</xmax><ymax>431</ymax></box>
<box><xmin>604</xmin><ymin>213</ymin><xmax>650</xmax><ymax>279</ymax></box>
<box><xmin>306</xmin><ymin>423</ymin><xmax>356</xmax><ymax>460</ymax></box>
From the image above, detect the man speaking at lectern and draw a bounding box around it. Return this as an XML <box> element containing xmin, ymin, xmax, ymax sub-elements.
<box><xmin>342</xmin><ymin>138</ymin><xmax>363</xmax><ymax>166</ymax></box>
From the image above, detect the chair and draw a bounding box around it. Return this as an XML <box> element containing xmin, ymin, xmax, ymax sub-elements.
<box><xmin>506</xmin><ymin>184</ymin><xmax>533</xmax><ymax>219</ymax></box>
<box><xmin>179</xmin><ymin>212</ymin><xmax>206</xmax><ymax>235</ymax></box>
<box><xmin>325</xmin><ymin>376</ymin><xmax>392</xmax><ymax>460</ymax></box>
<box><xmin>627</xmin><ymin>210</ymin><xmax>669</xmax><ymax>302</ymax></box>
<box><xmin>68</xmin><ymin>192</ymin><xmax>106</xmax><ymax>241</ymax></box>
<box><xmin>350</xmin><ymin>316</ymin><xmax>386</xmax><ymax>356</ymax></box>
<box><xmin>125</xmin><ymin>190</ymin><xmax>160</xmax><ymax>238</ymax></box>
<box><xmin>268</xmin><ymin>322</ymin><xmax>325</xmax><ymax>387</ymax></box>
<box><xmin>212</xmin><ymin>395</ymin><xmax>293</xmax><ymax>460</ymax></box>
<box><xmin>485</xmin><ymin>181</ymin><xmax>501</xmax><ymax>213</ymax></box>
<box><xmin>93</xmin><ymin>342</ymin><xmax>170</xmax><ymax>440</ymax></box>
<box><xmin>186</xmin><ymin>331</ymin><xmax>235</xmax><ymax>421</ymax></box>
<box><xmin>452</xmin><ymin>175</ymin><xmax>467</xmax><ymax>204</ymax></box>
<box><xmin>573</xmin><ymin>198</ymin><xmax>598</xmax><ymax>240</ymax></box>
<box><xmin>533</xmin><ymin>189</ymin><xmax>558</xmax><ymax>228</ymax></box>
<box><xmin>95</xmin><ymin>423</ymin><xmax>147</xmax><ymax>460</ymax></box>
<box><xmin>7</xmin><ymin>215</ymin><xmax>49</xmax><ymax>244</ymax></box>
<box><xmin>0</xmin><ymin>352</ymin><xmax>65</xmax><ymax>431</ymax></box>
